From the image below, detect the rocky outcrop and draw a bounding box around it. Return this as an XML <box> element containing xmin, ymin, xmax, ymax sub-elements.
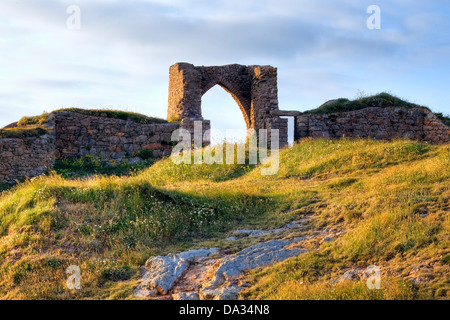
<box><xmin>134</xmin><ymin>238</ymin><xmax>307</xmax><ymax>300</ymax></box>
<box><xmin>134</xmin><ymin>217</ymin><xmax>347</xmax><ymax>300</ymax></box>
<box><xmin>201</xmin><ymin>238</ymin><xmax>307</xmax><ymax>296</ymax></box>
<box><xmin>228</xmin><ymin>220</ymin><xmax>304</xmax><ymax>240</ymax></box>
<box><xmin>134</xmin><ymin>248</ymin><xmax>219</xmax><ymax>296</ymax></box>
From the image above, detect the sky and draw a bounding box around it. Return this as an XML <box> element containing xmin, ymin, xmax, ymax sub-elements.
<box><xmin>1</xmin><ymin>0</ymin><xmax>449</xmax><ymax>142</ymax></box>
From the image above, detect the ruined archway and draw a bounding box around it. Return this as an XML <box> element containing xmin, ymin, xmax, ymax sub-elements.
<box><xmin>167</xmin><ymin>63</ymin><xmax>288</xmax><ymax>147</ymax></box>
<box><xmin>202</xmin><ymin>84</ymin><xmax>248</xmax><ymax>144</ymax></box>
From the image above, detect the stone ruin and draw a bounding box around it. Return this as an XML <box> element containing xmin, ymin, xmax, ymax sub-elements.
<box><xmin>167</xmin><ymin>63</ymin><xmax>289</xmax><ymax>148</ymax></box>
<box><xmin>166</xmin><ymin>62</ymin><xmax>449</xmax><ymax>147</ymax></box>
<box><xmin>0</xmin><ymin>62</ymin><xmax>448</xmax><ymax>184</ymax></box>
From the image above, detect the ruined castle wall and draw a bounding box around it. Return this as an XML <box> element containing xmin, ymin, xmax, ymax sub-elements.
<box><xmin>167</xmin><ymin>63</ymin><xmax>203</xmax><ymax>121</ymax></box>
<box><xmin>53</xmin><ymin>111</ymin><xmax>180</xmax><ymax>161</ymax></box>
<box><xmin>0</xmin><ymin>134</ymin><xmax>55</xmax><ymax>184</ymax></box>
<box><xmin>250</xmin><ymin>66</ymin><xmax>288</xmax><ymax>147</ymax></box>
<box><xmin>422</xmin><ymin>110</ymin><xmax>450</xmax><ymax>144</ymax></box>
<box><xmin>294</xmin><ymin>107</ymin><xmax>450</xmax><ymax>144</ymax></box>
<box><xmin>0</xmin><ymin>110</ymin><xmax>214</xmax><ymax>184</ymax></box>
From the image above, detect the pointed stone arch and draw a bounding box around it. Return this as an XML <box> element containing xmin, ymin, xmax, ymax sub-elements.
<box><xmin>202</xmin><ymin>81</ymin><xmax>251</xmax><ymax>129</ymax></box>
<box><xmin>167</xmin><ymin>62</ymin><xmax>288</xmax><ymax>147</ymax></box>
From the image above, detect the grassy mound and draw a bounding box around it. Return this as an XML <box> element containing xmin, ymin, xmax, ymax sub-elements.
<box><xmin>16</xmin><ymin>109</ymin><xmax>168</xmax><ymax>128</ymax></box>
<box><xmin>56</xmin><ymin>108</ymin><xmax>168</xmax><ymax>124</ymax></box>
<box><xmin>0</xmin><ymin>126</ymin><xmax>48</xmax><ymax>139</ymax></box>
<box><xmin>304</xmin><ymin>92</ymin><xmax>450</xmax><ymax>126</ymax></box>
<box><xmin>0</xmin><ymin>138</ymin><xmax>448</xmax><ymax>299</ymax></box>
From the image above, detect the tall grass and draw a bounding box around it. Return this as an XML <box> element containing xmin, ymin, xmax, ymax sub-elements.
<box><xmin>0</xmin><ymin>138</ymin><xmax>448</xmax><ymax>299</ymax></box>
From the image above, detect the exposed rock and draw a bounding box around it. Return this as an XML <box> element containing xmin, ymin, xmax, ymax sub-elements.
<box><xmin>321</xmin><ymin>236</ymin><xmax>337</xmax><ymax>243</ymax></box>
<box><xmin>137</xmin><ymin>248</ymin><xmax>219</xmax><ymax>296</ymax></box>
<box><xmin>172</xmin><ymin>292</ymin><xmax>199</xmax><ymax>300</ymax></box>
<box><xmin>332</xmin><ymin>265</ymin><xmax>381</xmax><ymax>284</ymax></box>
<box><xmin>142</xmin><ymin>255</ymin><xmax>189</xmax><ymax>295</ymax></box>
<box><xmin>134</xmin><ymin>218</ymin><xmax>348</xmax><ymax>300</ymax></box>
<box><xmin>200</xmin><ymin>285</ymin><xmax>242</xmax><ymax>300</ymax></box>
<box><xmin>334</xmin><ymin>269</ymin><xmax>364</xmax><ymax>283</ymax></box>
<box><xmin>203</xmin><ymin>238</ymin><xmax>307</xmax><ymax>290</ymax></box>
<box><xmin>233</xmin><ymin>229</ymin><xmax>268</xmax><ymax>237</ymax></box>
<box><xmin>231</xmin><ymin>221</ymin><xmax>303</xmax><ymax>239</ymax></box>
<box><xmin>295</xmin><ymin>106</ymin><xmax>449</xmax><ymax>144</ymax></box>
<box><xmin>177</xmin><ymin>248</ymin><xmax>219</xmax><ymax>262</ymax></box>
<box><xmin>134</xmin><ymin>287</ymin><xmax>158</xmax><ymax>299</ymax></box>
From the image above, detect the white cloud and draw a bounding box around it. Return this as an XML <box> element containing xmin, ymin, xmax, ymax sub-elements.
<box><xmin>0</xmin><ymin>0</ymin><xmax>449</xmax><ymax>132</ymax></box>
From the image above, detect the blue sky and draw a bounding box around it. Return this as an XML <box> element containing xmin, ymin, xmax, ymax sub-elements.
<box><xmin>1</xmin><ymin>0</ymin><xmax>449</xmax><ymax>141</ymax></box>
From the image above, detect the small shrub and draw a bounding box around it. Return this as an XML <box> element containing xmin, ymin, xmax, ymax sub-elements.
<box><xmin>138</xmin><ymin>149</ymin><xmax>153</xmax><ymax>160</ymax></box>
<box><xmin>441</xmin><ymin>255</ymin><xmax>450</xmax><ymax>265</ymax></box>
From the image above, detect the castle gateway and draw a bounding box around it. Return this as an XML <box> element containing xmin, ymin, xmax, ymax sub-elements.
<box><xmin>167</xmin><ymin>63</ymin><xmax>289</xmax><ymax>148</ymax></box>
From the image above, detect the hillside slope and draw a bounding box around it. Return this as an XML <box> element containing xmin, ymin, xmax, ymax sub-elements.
<box><xmin>0</xmin><ymin>138</ymin><xmax>448</xmax><ymax>299</ymax></box>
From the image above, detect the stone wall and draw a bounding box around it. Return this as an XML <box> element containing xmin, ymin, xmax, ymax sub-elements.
<box><xmin>53</xmin><ymin>111</ymin><xmax>180</xmax><ymax>161</ymax></box>
<box><xmin>167</xmin><ymin>63</ymin><xmax>288</xmax><ymax>148</ymax></box>
<box><xmin>179</xmin><ymin>118</ymin><xmax>211</xmax><ymax>147</ymax></box>
<box><xmin>1</xmin><ymin>104</ymin><xmax>447</xmax><ymax>184</ymax></box>
<box><xmin>0</xmin><ymin>133</ymin><xmax>55</xmax><ymax>184</ymax></box>
<box><xmin>294</xmin><ymin>106</ymin><xmax>450</xmax><ymax>144</ymax></box>
<box><xmin>0</xmin><ymin>110</ymin><xmax>216</xmax><ymax>184</ymax></box>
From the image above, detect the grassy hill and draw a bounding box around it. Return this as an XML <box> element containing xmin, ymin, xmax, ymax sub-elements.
<box><xmin>304</xmin><ymin>92</ymin><xmax>450</xmax><ymax>126</ymax></box>
<box><xmin>0</xmin><ymin>138</ymin><xmax>448</xmax><ymax>299</ymax></box>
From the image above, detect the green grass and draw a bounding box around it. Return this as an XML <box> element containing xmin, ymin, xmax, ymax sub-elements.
<box><xmin>17</xmin><ymin>113</ymin><xmax>49</xmax><ymax>127</ymax></box>
<box><xmin>0</xmin><ymin>126</ymin><xmax>48</xmax><ymax>139</ymax></box>
<box><xmin>0</xmin><ymin>138</ymin><xmax>448</xmax><ymax>299</ymax></box>
<box><xmin>53</xmin><ymin>155</ymin><xmax>155</xmax><ymax>179</ymax></box>
<box><xmin>305</xmin><ymin>92</ymin><xmax>420</xmax><ymax>115</ymax></box>
<box><xmin>55</xmin><ymin>108</ymin><xmax>168</xmax><ymax>124</ymax></box>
